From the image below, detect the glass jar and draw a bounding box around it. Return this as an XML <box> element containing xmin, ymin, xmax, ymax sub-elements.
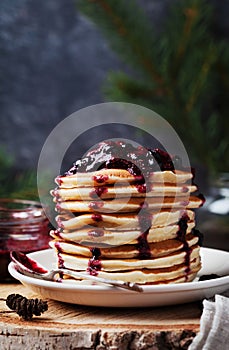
<box><xmin>0</xmin><ymin>199</ymin><xmax>50</xmax><ymax>282</ymax></box>
<box><xmin>197</xmin><ymin>173</ymin><xmax>229</xmax><ymax>251</ymax></box>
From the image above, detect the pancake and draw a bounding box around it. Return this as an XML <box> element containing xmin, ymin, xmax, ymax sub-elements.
<box><xmin>55</xmin><ymin>196</ymin><xmax>203</xmax><ymax>213</ymax></box>
<box><xmin>49</xmin><ymin>233</ymin><xmax>199</xmax><ymax>259</ymax></box>
<box><xmin>51</xmin><ymin>183</ymin><xmax>197</xmax><ymax>201</ymax></box>
<box><xmin>50</xmin><ymin>221</ymin><xmax>195</xmax><ymax>246</ymax></box>
<box><xmin>55</xmin><ymin>169</ymin><xmax>193</xmax><ymax>188</ymax></box>
<box><xmin>56</xmin><ymin>209</ymin><xmax>195</xmax><ymax>231</ymax></box>
<box><xmin>54</xmin><ymin>245</ymin><xmax>199</xmax><ymax>271</ymax></box>
<box><xmin>56</xmin><ymin>270</ymin><xmax>199</xmax><ymax>285</ymax></box>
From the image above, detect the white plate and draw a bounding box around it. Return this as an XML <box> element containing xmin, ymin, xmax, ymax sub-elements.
<box><xmin>8</xmin><ymin>248</ymin><xmax>229</xmax><ymax>307</ymax></box>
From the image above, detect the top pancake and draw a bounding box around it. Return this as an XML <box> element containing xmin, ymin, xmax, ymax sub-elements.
<box><xmin>56</xmin><ymin>169</ymin><xmax>193</xmax><ymax>188</ymax></box>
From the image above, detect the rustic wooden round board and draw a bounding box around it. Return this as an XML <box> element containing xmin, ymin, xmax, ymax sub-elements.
<box><xmin>0</xmin><ymin>283</ymin><xmax>201</xmax><ymax>350</ymax></box>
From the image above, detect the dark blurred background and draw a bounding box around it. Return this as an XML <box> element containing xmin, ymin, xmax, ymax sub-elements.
<box><xmin>0</xmin><ymin>0</ymin><xmax>228</xmax><ymax>249</ymax></box>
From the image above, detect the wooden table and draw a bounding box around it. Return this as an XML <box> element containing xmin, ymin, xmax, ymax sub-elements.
<box><xmin>0</xmin><ymin>283</ymin><xmax>201</xmax><ymax>350</ymax></box>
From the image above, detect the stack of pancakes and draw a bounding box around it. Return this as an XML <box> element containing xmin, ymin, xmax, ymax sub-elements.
<box><xmin>50</xmin><ymin>141</ymin><xmax>204</xmax><ymax>285</ymax></box>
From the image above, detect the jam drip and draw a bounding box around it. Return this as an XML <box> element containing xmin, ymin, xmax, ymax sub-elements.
<box><xmin>58</xmin><ymin>252</ymin><xmax>65</xmax><ymax>269</ymax></box>
<box><xmin>87</xmin><ymin>248</ymin><xmax>102</xmax><ymax>276</ymax></box>
<box><xmin>192</xmin><ymin>228</ymin><xmax>204</xmax><ymax>246</ymax></box>
<box><xmin>88</xmin><ymin>201</ymin><xmax>104</xmax><ymax>210</ymax></box>
<box><xmin>136</xmin><ymin>203</ymin><xmax>152</xmax><ymax>259</ymax></box>
<box><xmin>91</xmin><ymin>213</ymin><xmax>103</xmax><ymax>222</ymax></box>
<box><xmin>176</xmin><ymin>214</ymin><xmax>191</xmax><ymax>279</ymax></box>
<box><xmin>54</xmin><ymin>241</ymin><xmax>63</xmax><ymax>252</ymax></box>
<box><xmin>197</xmin><ymin>193</ymin><xmax>206</xmax><ymax>207</ymax></box>
<box><xmin>90</xmin><ymin>186</ymin><xmax>108</xmax><ymax>199</ymax></box>
<box><xmin>150</xmin><ymin>148</ymin><xmax>177</xmax><ymax>171</ymax></box>
<box><xmin>93</xmin><ymin>174</ymin><xmax>109</xmax><ymax>183</ymax></box>
<box><xmin>88</xmin><ymin>229</ymin><xmax>104</xmax><ymax>237</ymax></box>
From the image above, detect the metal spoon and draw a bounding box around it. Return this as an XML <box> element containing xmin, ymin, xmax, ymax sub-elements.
<box><xmin>10</xmin><ymin>251</ymin><xmax>143</xmax><ymax>293</ymax></box>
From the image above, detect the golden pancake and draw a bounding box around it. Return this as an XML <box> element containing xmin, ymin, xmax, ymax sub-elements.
<box><xmin>50</xmin><ymin>221</ymin><xmax>195</xmax><ymax>246</ymax></box>
<box><xmin>59</xmin><ymin>270</ymin><xmax>199</xmax><ymax>285</ymax></box>
<box><xmin>54</xmin><ymin>252</ymin><xmax>200</xmax><ymax>284</ymax></box>
<box><xmin>56</xmin><ymin>209</ymin><xmax>195</xmax><ymax>231</ymax></box>
<box><xmin>49</xmin><ymin>233</ymin><xmax>199</xmax><ymax>259</ymax></box>
<box><xmin>51</xmin><ymin>183</ymin><xmax>197</xmax><ymax>201</ymax></box>
<box><xmin>55</xmin><ymin>196</ymin><xmax>202</xmax><ymax>213</ymax></box>
<box><xmin>56</xmin><ymin>169</ymin><xmax>193</xmax><ymax>188</ymax></box>
<box><xmin>54</xmin><ymin>245</ymin><xmax>199</xmax><ymax>271</ymax></box>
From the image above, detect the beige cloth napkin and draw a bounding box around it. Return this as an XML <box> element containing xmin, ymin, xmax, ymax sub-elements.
<box><xmin>189</xmin><ymin>291</ymin><xmax>229</xmax><ymax>350</ymax></box>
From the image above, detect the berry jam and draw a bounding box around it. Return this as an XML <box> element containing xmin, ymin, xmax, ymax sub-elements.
<box><xmin>54</xmin><ymin>241</ymin><xmax>63</xmax><ymax>252</ymax></box>
<box><xmin>192</xmin><ymin>228</ymin><xmax>204</xmax><ymax>246</ymax></box>
<box><xmin>91</xmin><ymin>213</ymin><xmax>103</xmax><ymax>222</ymax></box>
<box><xmin>63</xmin><ymin>141</ymin><xmax>184</xmax><ymax>178</ymax></box>
<box><xmin>136</xmin><ymin>204</ymin><xmax>152</xmax><ymax>259</ymax></box>
<box><xmin>55</xmin><ymin>176</ymin><xmax>63</xmax><ymax>185</ymax></box>
<box><xmin>88</xmin><ymin>229</ymin><xmax>104</xmax><ymax>237</ymax></box>
<box><xmin>137</xmin><ymin>232</ymin><xmax>152</xmax><ymax>259</ymax></box>
<box><xmin>176</xmin><ymin>213</ymin><xmax>191</xmax><ymax>279</ymax></box>
<box><xmin>150</xmin><ymin>148</ymin><xmax>176</xmax><ymax>171</ymax></box>
<box><xmin>181</xmin><ymin>186</ymin><xmax>189</xmax><ymax>193</ymax></box>
<box><xmin>58</xmin><ymin>252</ymin><xmax>65</xmax><ymax>269</ymax></box>
<box><xmin>0</xmin><ymin>199</ymin><xmax>50</xmax><ymax>282</ymax></box>
<box><xmin>93</xmin><ymin>174</ymin><xmax>109</xmax><ymax>183</ymax></box>
<box><xmin>11</xmin><ymin>251</ymin><xmax>48</xmax><ymax>274</ymax></box>
<box><xmin>87</xmin><ymin>248</ymin><xmax>102</xmax><ymax>276</ymax></box>
<box><xmin>52</xmin><ymin>229</ymin><xmax>62</xmax><ymax>238</ymax></box>
<box><xmin>197</xmin><ymin>193</ymin><xmax>206</xmax><ymax>207</ymax></box>
<box><xmin>89</xmin><ymin>186</ymin><xmax>108</xmax><ymax>199</ymax></box>
<box><xmin>136</xmin><ymin>183</ymin><xmax>146</xmax><ymax>194</ymax></box>
<box><xmin>88</xmin><ymin>201</ymin><xmax>104</xmax><ymax>210</ymax></box>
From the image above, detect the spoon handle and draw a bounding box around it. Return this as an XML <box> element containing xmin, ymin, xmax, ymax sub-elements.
<box><xmin>56</xmin><ymin>268</ymin><xmax>143</xmax><ymax>293</ymax></box>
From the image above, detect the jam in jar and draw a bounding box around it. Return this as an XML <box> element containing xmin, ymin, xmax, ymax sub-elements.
<box><xmin>0</xmin><ymin>199</ymin><xmax>50</xmax><ymax>282</ymax></box>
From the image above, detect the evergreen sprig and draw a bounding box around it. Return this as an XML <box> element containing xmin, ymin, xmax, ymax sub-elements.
<box><xmin>0</xmin><ymin>147</ymin><xmax>38</xmax><ymax>200</ymax></box>
<box><xmin>78</xmin><ymin>0</ymin><xmax>229</xmax><ymax>176</ymax></box>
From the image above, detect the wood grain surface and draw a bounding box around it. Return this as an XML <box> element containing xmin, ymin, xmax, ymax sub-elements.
<box><xmin>0</xmin><ymin>283</ymin><xmax>201</xmax><ymax>350</ymax></box>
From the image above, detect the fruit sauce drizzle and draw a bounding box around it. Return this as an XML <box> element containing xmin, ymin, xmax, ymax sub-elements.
<box><xmin>136</xmin><ymin>202</ymin><xmax>152</xmax><ymax>259</ymax></box>
<box><xmin>54</xmin><ymin>241</ymin><xmax>65</xmax><ymax>276</ymax></box>
<box><xmin>54</xmin><ymin>241</ymin><xmax>102</xmax><ymax>277</ymax></box>
<box><xmin>87</xmin><ymin>248</ymin><xmax>102</xmax><ymax>276</ymax></box>
<box><xmin>63</xmin><ymin>141</ymin><xmax>184</xmax><ymax>177</ymax></box>
<box><xmin>176</xmin><ymin>213</ymin><xmax>191</xmax><ymax>280</ymax></box>
<box><xmin>89</xmin><ymin>186</ymin><xmax>108</xmax><ymax>199</ymax></box>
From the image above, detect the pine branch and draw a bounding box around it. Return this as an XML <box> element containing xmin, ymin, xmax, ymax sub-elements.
<box><xmin>185</xmin><ymin>44</ymin><xmax>217</xmax><ymax>113</ymax></box>
<box><xmin>0</xmin><ymin>170</ymin><xmax>38</xmax><ymax>200</ymax></box>
<box><xmin>105</xmin><ymin>72</ymin><xmax>160</xmax><ymax>100</ymax></box>
<box><xmin>0</xmin><ymin>147</ymin><xmax>38</xmax><ymax>200</ymax></box>
<box><xmin>78</xmin><ymin>0</ymin><xmax>166</xmax><ymax>89</ymax></box>
<box><xmin>167</xmin><ymin>0</ymin><xmax>212</xmax><ymax>80</ymax></box>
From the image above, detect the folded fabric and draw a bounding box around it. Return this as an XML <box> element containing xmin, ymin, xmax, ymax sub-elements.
<box><xmin>189</xmin><ymin>291</ymin><xmax>229</xmax><ymax>350</ymax></box>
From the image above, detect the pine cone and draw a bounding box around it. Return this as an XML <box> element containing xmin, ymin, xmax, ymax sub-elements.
<box><xmin>6</xmin><ymin>294</ymin><xmax>48</xmax><ymax>320</ymax></box>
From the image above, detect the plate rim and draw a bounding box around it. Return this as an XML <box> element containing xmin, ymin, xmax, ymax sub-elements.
<box><xmin>8</xmin><ymin>247</ymin><xmax>229</xmax><ymax>294</ymax></box>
